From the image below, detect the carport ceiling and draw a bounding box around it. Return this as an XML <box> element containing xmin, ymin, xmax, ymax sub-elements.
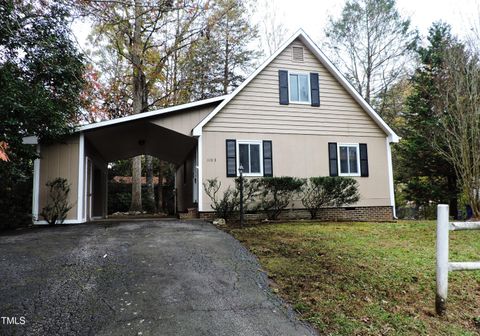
<box><xmin>84</xmin><ymin>120</ymin><xmax>197</xmax><ymax>164</ymax></box>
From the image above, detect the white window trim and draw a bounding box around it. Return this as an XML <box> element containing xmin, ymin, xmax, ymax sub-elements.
<box><xmin>288</xmin><ymin>71</ymin><xmax>311</xmax><ymax>104</ymax></box>
<box><xmin>338</xmin><ymin>143</ymin><xmax>361</xmax><ymax>177</ymax></box>
<box><xmin>237</xmin><ymin>140</ymin><xmax>263</xmax><ymax>177</ymax></box>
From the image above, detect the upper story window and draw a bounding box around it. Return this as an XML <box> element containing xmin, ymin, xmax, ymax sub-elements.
<box><xmin>289</xmin><ymin>73</ymin><xmax>310</xmax><ymax>103</ymax></box>
<box><xmin>238</xmin><ymin>140</ymin><xmax>263</xmax><ymax>176</ymax></box>
<box><xmin>338</xmin><ymin>144</ymin><xmax>360</xmax><ymax>176</ymax></box>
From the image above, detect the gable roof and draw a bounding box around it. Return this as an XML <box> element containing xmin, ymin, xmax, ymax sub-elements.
<box><xmin>192</xmin><ymin>29</ymin><xmax>399</xmax><ymax>143</ymax></box>
<box><xmin>77</xmin><ymin>94</ymin><xmax>229</xmax><ymax>132</ymax></box>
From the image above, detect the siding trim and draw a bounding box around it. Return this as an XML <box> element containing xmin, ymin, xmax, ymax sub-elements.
<box><xmin>77</xmin><ymin>132</ymin><xmax>85</xmax><ymax>222</ymax></box>
<box><xmin>386</xmin><ymin>138</ymin><xmax>397</xmax><ymax>218</ymax></box>
<box><xmin>32</xmin><ymin>144</ymin><xmax>40</xmax><ymax>222</ymax></box>
<box><xmin>198</xmin><ymin>135</ymin><xmax>203</xmax><ymax>211</ymax></box>
<box><xmin>192</xmin><ymin>29</ymin><xmax>399</xmax><ymax>143</ymax></box>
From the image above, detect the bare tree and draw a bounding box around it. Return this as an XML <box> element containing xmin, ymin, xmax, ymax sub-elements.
<box><xmin>258</xmin><ymin>0</ymin><xmax>288</xmax><ymax>56</ymax></box>
<box><xmin>324</xmin><ymin>0</ymin><xmax>417</xmax><ymax>104</ymax></box>
<box><xmin>432</xmin><ymin>44</ymin><xmax>480</xmax><ymax>218</ymax></box>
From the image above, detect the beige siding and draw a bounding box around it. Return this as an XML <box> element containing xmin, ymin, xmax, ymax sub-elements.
<box><xmin>150</xmin><ymin>105</ymin><xmax>213</xmax><ymax>136</ymax></box>
<box><xmin>201</xmin><ymin>131</ymin><xmax>390</xmax><ymax>210</ymax></box>
<box><xmin>38</xmin><ymin>135</ymin><xmax>79</xmax><ymax>220</ymax></box>
<box><xmin>204</xmin><ymin>39</ymin><xmax>386</xmax><ymax>137</ymax></box>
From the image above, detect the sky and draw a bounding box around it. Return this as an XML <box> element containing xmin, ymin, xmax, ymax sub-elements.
<box><xmin>270</xmin><ymin>0</ymin><xmax>480</xmax><ymax>42</ymax></box>
<box><xmin>72</xmin><ymin>0</ymin><xmax>480</xmax><ymax>53</ymax></box>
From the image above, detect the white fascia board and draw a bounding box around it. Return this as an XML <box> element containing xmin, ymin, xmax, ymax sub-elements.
<box><xmin>297</xmin><ymin>32</ymin><xmax>400</xmax><ymax>143</ymax></box>
<box><xmin>193</xmin><ymin>29</ymin><xmax>305</xmax><ymax>136</ymax></box>
<box><xmin>76</xmin><ymin>95</ymin><xmax>228</xmax><ymax>132</ymax></box>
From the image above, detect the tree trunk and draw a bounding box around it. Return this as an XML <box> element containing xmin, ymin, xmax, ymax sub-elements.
<box><xmin>130</xmin><ymin>155</ymin><xmax>142</xmax><ymax>212</ymax></box>
<box><xmin>223</xmin><ymin>20</ymin><xmax>229</xmax><ymax>94</ymax></box>
<box><xmin>145</xmin><ymin>155</ymin><xmax>156</xmax><ymax>212</ymax></box>
<box><xmin>129</xmin><ymin>0</ymin><xmax>145</xmax><ymax>213</ymax></box>
<box><xmin>156</xmin><ymin>161</ymin><xmax>164</xmax><ymax>212</ymax></box>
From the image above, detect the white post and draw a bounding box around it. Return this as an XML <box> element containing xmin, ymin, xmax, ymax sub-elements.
<box><xmin>436</xmin><ymin>204</ymin><xmax>449</xmax><ymax>315</ymax></box>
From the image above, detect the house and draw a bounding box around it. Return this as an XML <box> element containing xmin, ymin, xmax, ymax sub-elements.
<box><xmin>29</xmin><ymin>29</ymin><xmax>399</xmax><ymax>224</ymax></box>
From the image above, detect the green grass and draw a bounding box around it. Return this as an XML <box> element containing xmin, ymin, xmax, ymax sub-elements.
<box><xmin>229</xmin><ymin>221</ymin><xmax>480</xmax><ymax>335</ymax></box>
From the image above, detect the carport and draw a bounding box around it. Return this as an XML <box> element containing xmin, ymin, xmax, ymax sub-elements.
<box><xmin>31</xmin><ymin>96</ymin><xmax>225</xmax><ymax>224</ymax></box>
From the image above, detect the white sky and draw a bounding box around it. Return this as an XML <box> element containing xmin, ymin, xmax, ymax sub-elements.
<box><xmin>271</xmin><ymin>0</ymin><xmax>480</xmax><ymax>41</ymax></box>
<box><xmin>72</xmin><ymin>0</ymin><xmax>480</xmax><ymax>52</ymax></box>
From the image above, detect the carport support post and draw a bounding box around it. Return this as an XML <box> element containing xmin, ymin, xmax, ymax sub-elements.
<box><xmin>436</xmin><ymin>204</ymin><xmax>449</xmax><ymax>315</ymax></box>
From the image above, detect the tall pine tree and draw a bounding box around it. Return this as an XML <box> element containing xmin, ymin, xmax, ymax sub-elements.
<box><xmin>179</xmin><ymin>0</ymin><xmax>261</xmax><ymax>100</ymax></box>
<box><xmin>397</xmin><ymin>22</ymin><xmax>458</xmax><ymax>217</ymax></box>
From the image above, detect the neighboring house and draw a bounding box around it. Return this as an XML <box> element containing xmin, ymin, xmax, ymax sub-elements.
<box><xmin>29</xmin><ymin>29</ymin><xmax>399</xmax><ymax>224</ymax></box>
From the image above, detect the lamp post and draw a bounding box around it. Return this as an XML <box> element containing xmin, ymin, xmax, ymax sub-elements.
<box><xmin>239</xmin><ymin>164</ymin><xmax>244</xmax><ymax>227</ymax></box>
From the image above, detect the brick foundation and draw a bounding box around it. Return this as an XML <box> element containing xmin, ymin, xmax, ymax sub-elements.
<box><xmin>199</xmin><ymin>206</ymin><xmax>394</xmax><ymax>222</ymax></box>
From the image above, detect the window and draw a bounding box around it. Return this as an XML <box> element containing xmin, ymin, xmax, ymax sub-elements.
<box><xmin>338</xmin><ymin>144</ymin><xmax>360</xmax><ymax>176</ymax></box>
<box><xmin>237</xmin><ymin>141</ymin><xmax>263</xmax><ymax>176</ymax></box>
<box><xmin>289</xmin><ymin>73</ymin><xmax>310</xmax><ymax>103</ymax></box>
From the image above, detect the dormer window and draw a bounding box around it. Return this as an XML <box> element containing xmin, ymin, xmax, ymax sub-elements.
<box><xmin>289</xmin><ymin>72</ymin><xmax>310</xmax><ymax>103</ymax></box>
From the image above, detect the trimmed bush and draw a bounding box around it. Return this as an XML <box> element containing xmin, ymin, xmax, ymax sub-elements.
<box><xmin>257</xmin><ymin>177</ymin><xmax>304</xmax><ymax>220</ymax></box>
<box><xmin>301</xmin><ymin>176</ymin><xmax>360</xmax><ymax>219</ymax></box>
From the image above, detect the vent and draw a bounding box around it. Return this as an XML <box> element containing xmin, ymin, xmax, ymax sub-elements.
<box><xmin>292</xmin><ymin>47</ymin><xmax>304</xmax><ymax>62</ymax></box>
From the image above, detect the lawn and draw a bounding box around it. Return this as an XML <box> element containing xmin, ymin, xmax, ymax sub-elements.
<box><xmin>229</xmin><ymin>221</ymin><xmax>480</xmax><ymax>335</ymax></box>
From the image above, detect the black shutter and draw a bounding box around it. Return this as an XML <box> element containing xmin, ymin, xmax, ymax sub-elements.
<box><xmin>310</xmin><ymin>72</ymin><xmax>320</xmax><ymax>107</ymax></box>
<box><xmin>278</xmin><ymin>70</ymin><xmax>289</xmax><ymax>105</ymax></box>
<box><xmin>328</xmin><ymin>142</ymin><xmax>338</xmax><ymax>177</ymax></box>
<box><xmin>359</xmin><ymin>143</ymin><xmax>369</xmax><ymax>177</ymax></box>
<box><xmin>226</xmin><ymin>139</ymin><xmax>237</xmax><ymax>177</ymax></box>
<box><xmin>263</xmin><ymin>140</ymin><xmax>273</xmax><ymax>177</ymax></box>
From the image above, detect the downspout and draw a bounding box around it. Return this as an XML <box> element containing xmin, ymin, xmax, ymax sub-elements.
<box><xmin>386</xmin><ymin>136</ymin><xmax>397</xmax><ymax>219</ymax></box>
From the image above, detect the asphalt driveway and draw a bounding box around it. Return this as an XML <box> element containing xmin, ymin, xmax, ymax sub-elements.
<box><xmin>0</xmin><ymin>220</ymin><xmax>317</xmax><ymax>336</ymax></box>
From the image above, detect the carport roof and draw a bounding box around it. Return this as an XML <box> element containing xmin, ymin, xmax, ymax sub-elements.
<box><xmin>76</xmin><ymin>95</ymin><xmax>229</xmax><ymax>133</ymax></box>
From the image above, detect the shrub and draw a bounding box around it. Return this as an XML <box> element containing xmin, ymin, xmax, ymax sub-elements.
<box><xmin>301</xmin><ymin>176</ymin><xmax>360</xmax><ymax>219</ymax></box>
<box><xmin>257</xmin><ymin>177</ymin><xmax>304</xmax><ymax>220</ymax></box>
<box><xmin>236</xmin><ymin>177</ymin><xmax>261</xmax><ymax>213</ymax></box>
<box><xmin>203</xmin><ymin>177</ymin><xmax>261</xmax><ymax>220</ymax></box>
<box><xmin>203</xmin><ymin>178</ymin><xmax>239</xmax><ymax>219</ymax></box>
<box><xmin>40</xmin><ymin>178</ymin><xmax>73</xmax><ymax>225</ymax></box>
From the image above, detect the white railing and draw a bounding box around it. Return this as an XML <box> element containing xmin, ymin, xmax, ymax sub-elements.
<box><xmin>436</xmin><ymin>204</ymin><xmax>480</xmax><ymax>315</ymax></box>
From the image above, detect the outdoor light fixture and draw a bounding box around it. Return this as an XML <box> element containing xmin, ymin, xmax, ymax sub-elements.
<box><xmin>239</xmin><ymin>164</ymin><xmax>244</xmax><ymax>227</ymax></box>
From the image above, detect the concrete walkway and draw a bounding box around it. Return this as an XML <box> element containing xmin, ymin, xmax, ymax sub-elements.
<box><xmin>0</xmin><ymin>220</ymin><xmax>317</xmax><ymax>336</ymax></box>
